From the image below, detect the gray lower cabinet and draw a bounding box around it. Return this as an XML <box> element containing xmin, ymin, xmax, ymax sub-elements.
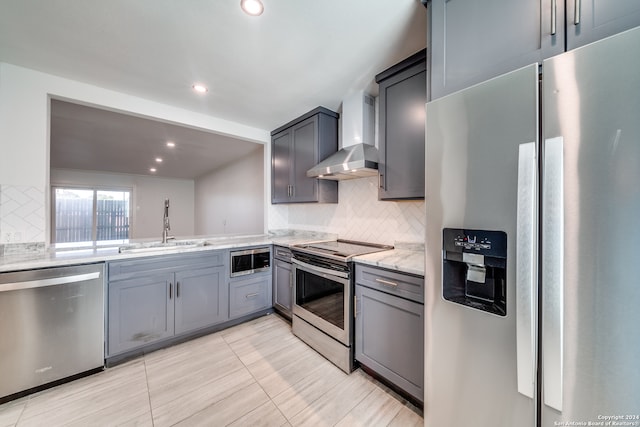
<box><xmin>107</xmin><ymin>251</ymin><xmax>226</xmax><ymax>357</ymax></box>
<box><xmin>229</xmin><ymin>273</ymin><xmax>272</xmax><ymax>319</ymax></box>
<box><xmin>376</xmin><ymin>49</ymin><xmax>426</xmax><ymax>200</ymax></box>
<box><xmin>355</xmin><ymin>264</ymin><xmax>424</xmax><ymax>402</ymax></box>
<box><xmin>273</xmin><ymin>246</ymin><xmax>293</xmax><ymax>317</ymax></box>
<box><xmin>428</xmin><ymin>0</ymin><xmax>640</xmax><ymax>100</ymax></box>
<box><xmin>174</xmin><ymin>266</ymin><xmax>226</xmax><ymax>335</ymax></box>
<box><xmin>108</xmin><ymin>272</ymin><xmax>175</xmax><ymax>355</ymax></box>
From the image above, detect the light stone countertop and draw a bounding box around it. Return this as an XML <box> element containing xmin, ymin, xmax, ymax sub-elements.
<box><xmin>0</xmin><ymin>231</ymin><xmax>336</xmax><ymax>273</ymax></box>
<box><xmin>353</xmin><ymin>243</ymin><xmax>425</xmax><ymax>277</ymax></box>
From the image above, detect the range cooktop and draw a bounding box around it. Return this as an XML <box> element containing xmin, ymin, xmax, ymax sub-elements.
<box><xmin>292</xmin><ymin>239</ymin><xmax>393</xmax><ymax>261</ymax></box>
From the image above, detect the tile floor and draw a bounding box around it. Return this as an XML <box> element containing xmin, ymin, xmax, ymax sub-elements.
<box><xmin>0</xmin><ymin>314</ymin><xmax>423</xmax><ymax>426</ymax></box>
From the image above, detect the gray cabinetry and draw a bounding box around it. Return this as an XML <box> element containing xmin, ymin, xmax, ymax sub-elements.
<box><xmin>428</xmin><ymin>0</ymin><xmax>640</xmax><ymax>100</ymax></box>
<box><xmin>376</xmin><ymin>50</ymin><xmax>426</xmax><ymax>200</ymax></box>
<box><xmin>107</xmin><ymin>251</ymin><xmax>226</xmax><ymax>357</ymax></box>
<box><xmin>108</xmin><ymin>272</ymin><xmax>175</xmax><ymax>355</ymax></box>
<box><xmin>273</xmin><ymin>246</ymin><xmax>293</xmax><ymax>318</ymax></box>
<box><xmin>566</xmin><ymin>0</ymin><xmax>640</xmax><ymax>50</ymax></box>
<box><xmin>174</xmin><ymin>266</ymin><xmax>226</xmax><ymax>334</ymax></box>
<box><xmin>229</xmin><ymin>274</ymin><xmax>271</xmax><ymax>319</ymax></box>
<box><xmin>271</xmin><ymin>107</ymin><xmax>339</xmax><ymax>204</ymax></box>
<box><xmin>355</xmin><ymin>264</ymin><xmax>424</xmax><ymax>402</ymax></box>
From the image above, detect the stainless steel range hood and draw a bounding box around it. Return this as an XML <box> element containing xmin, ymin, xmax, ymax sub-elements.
<box><xmin>307</xmin><ymin>91</ymin><xmax>378</xmax><ymax>180</ymax></box>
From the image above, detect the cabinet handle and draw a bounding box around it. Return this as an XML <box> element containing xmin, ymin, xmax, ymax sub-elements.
<box><xmin>574</xmin><ymin>0</ymin><xmax>581</xmax><ymax>25</ymax></box>
<box><xmin>551</xmin><ymin>0</ymin><xmax>557</xmax><ymax>35</ymax></box>
<box><xmin>354</xmin><ymin>295</ymin><xmax>358</xmax><ymax>318</ymax></box>
<box><xmin>375</xmin><ymin>278</ymin><xmax>399</xmax><ymax>288</ymax></box>
<box><xmin>287</xmin><ymin>185</ymin><xmax>291</xmax><ymax>197</ymax></box>
<box><xmin>290</xmin><ymin>185</ymin><xmax>294</xmax><ymax>198</ymax></box>
<box><xmin>169</xmin><ymin>282</ymin><xmax>173</xmax><ymax>299</ymax></box>
<box><xmin>245</xmin><ymin>292</ymin><xmax>259</xmax><ymax>299</ymax></box>
<box><xmin>176</xmin><ymin>282</ymin><xmax>180</xmax><ymax>298</ymax></box>
<box><xmin>378</xmin><ymin>173</ymin><xmax>384</xmax><ymax>189</ymax></box>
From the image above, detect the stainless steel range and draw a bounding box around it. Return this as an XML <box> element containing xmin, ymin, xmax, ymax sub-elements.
<box><xmin>291</xmin><ymin>240</ymin><xmax>392</xmax><ymax>373</ymax></box>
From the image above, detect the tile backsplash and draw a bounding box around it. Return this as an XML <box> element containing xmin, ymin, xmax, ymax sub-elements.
<box><xmin>268</xmin><ymin>177</ymin><xmax>425</xmax><ymax>246</ymax></box>
<box><xmin>0</xmin><ymin>185</ymin><xmax>46</xmax><ymax>246</ymax></box>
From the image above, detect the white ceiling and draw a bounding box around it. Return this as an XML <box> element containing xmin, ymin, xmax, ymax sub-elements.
<box><xmin>0</xmin><ymin>0</ymin><xmax>427</xmax><ymax>178</ymax></box>
<box><xmin>50</xmin><ymin>99</ymin><xmax>263</xmax><ymax>180</ymax></box>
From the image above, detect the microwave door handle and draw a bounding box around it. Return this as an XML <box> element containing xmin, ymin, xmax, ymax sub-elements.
<box><xmin>516</xmin><ymin>142</ymin><xmax>538</xmax><ymax>400</ymax></box>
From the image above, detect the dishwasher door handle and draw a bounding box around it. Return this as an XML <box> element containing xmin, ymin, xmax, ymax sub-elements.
<box><xmin>0</xmin><ymin>272</ymin><xmax>101</xmax><ymax>292</ymax></box>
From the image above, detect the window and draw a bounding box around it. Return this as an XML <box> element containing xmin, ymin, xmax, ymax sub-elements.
<box><xmin>52</xmin><ymin>187</ymin><xmax>131</xmax><ymax>247</ymax></box>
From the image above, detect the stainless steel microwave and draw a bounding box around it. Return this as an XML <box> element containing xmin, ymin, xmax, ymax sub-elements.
<box><xmin>230</xmin><ymin>247</ymin><xmax>271</xmax><ymax>277</ymax></box>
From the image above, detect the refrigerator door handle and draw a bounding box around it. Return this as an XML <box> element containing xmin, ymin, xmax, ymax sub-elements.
<box><xmin>516</xmin><ymin>142</ymin><xmax>537</xmax><ymax>399</ymax></box>
<box><xmin>542</xmin><ymin>136</ymin><xmax>564</xmax><ymax>412</ymax></box>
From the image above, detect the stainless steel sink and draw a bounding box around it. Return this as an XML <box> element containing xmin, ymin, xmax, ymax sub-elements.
<box><xmin>118</xmin><ymin>240</ymin><xmax>205</xmax><ymax>253</ymax></box>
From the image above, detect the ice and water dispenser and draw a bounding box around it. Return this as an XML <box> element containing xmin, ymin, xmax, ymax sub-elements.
<box><xmin>442</xmin><ymin>228</ymin><xmax>507</xmax><ymax>316</ymax></box>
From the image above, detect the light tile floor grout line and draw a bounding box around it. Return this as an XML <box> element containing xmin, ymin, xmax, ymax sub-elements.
<box><xmin>221</xmin><ymin>315</ymin><xmax>292</xmax><ymax>426</ymax></box>
<box><xmin>142</xmin><ymin>356</ymin><xmax>156</xmax><ymax>427</ymax></box>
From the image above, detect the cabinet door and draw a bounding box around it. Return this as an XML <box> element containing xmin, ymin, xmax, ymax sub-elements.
<box><xmin>174</xmin><ymin>266</ymin><xmax>227</xmax><ymax>335</ymax></box>
<box><xmin>429</xmin><ymin>0</ymin><xmax>563</xmax><ymax>100</ymax></box>
<box><xmin>355</xmin><ymin>285</ymin><xmax>424</xmax><ymax>402</ymax></box>
<box><xmin>378</xmin><ymin>63</ymin><xmax>426</xmax><ymax>200</ymax></box>
<box><xmin>229</xmin><ymin>275</ymin><xmax>271</xmax><ymax>319</ymax></box>
<box><xmin>108</xmin><ymin>273</ymin><xmax>174</xmax><ymax>356</ymax></box>
<box><xmin>273</xmin><ymin>258</ymin><xmax>292</xmax><ymax>316</ymax></box>
<box><xmin>290</xmin><ymin>115</ymin><xmax>319</xmax><ymax>202</ymax></box>
<box><xmin>271</xmin><ymin>129</ymin><xmax>292</xmax><ymax>204</ymax></box>
<box><xmin>566</xmin><ymin>0</ymin><xmax>640</xmax><ymax>50</ymax></box>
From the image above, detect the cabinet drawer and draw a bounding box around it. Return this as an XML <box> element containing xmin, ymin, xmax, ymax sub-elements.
<box><xmin>108</xmin><ymin>251</ymin><xmax>224</xmax><ymax>281</ymax></box>
<box><xmin>229</xmin><ymin>275</ymin><xmax>271</xmax><ymax>319</ymax></box>
<box><xmin>355</xmin><ymin>264</ymin><xmax>424</xmax><ymax>303</ymax></box>
<box><xmin>273</xmin><ymin>245</ymin><xmax>292</xmax><ymax>261</ymax></box>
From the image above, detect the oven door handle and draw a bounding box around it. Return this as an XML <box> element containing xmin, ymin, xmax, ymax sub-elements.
<box><xmin>291</xmin><ymin>258</ymin><xmax>350</xmax><ymax>280</ymax></box>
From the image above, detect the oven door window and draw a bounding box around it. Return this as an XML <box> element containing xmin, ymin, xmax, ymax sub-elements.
<box><xmin>295</xmin><ymin>268</ymin><xmax>344</xmax><ymax>329</ymax></box>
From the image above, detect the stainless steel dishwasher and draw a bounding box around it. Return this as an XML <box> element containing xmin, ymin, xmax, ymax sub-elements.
<box><xmin>0</xmin><ymin>263</ymin><xmax>105</xmax><ymax>401</ymax></box>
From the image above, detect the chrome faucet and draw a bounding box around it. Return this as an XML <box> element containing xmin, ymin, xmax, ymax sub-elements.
<box><xmin>162</xmin><ymin>198</ymin><xmax>175</xmax><ymax>243</ymax></box>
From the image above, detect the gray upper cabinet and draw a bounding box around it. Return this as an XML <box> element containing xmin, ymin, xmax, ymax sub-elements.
<box><xmin>428</xmin><ymin>0</ymin><xmax>640</xmax><ymax>100</ymax></box>
<box><xmin>566</xmin><ymin>0</ymin><xmax>640</xmax><ymax>50</ymax></box>
<box><xmin>271</xmin><ymin>107</ymin><xmax>339</xmax><ymax>204</ymax></box>
<box><xmin>376</xmin><ymin>50</ymin><xmax>426</xmax><ymax>200</ymax></box>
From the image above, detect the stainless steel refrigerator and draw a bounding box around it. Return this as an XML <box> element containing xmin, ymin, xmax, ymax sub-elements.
<box><xmin>425</xmin><ymin>27</ymin><xmax>640</xmax><ymax>426</ymax></box>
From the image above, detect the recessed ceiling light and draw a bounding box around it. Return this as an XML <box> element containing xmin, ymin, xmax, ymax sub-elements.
<box><xmin>149</xmin><ymin>168</ymin><xmax>157</xmax><ymax>173</ymax></box>
<box><xmin>155</xmin><ymin>157</ymin><xmax>163</xmax><ymax>163</ymax></box>
<box><xmin>166</xmin><ymin>141</ymin><xmax>175</xmax><ymax>148</ymax></box>
<box><xmin>241</xmin><ymin>0</ymin><xmax>264</xmax><ymax>16</ymax></box>
<box><xmin>192</xmin><ymin>84</ymin><xmax>208</xmax><ymax>93</ymax></box>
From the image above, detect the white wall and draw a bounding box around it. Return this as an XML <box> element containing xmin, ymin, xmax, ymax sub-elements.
<box><xmin>195</xmin><ymin>147</ymin><xmax>264</xmax><ymax>236</ymax></box>
<box><xmin>0</xmin><ymin>62</ymin><xmax>269</xmax><ymax>245</ymax></box>
<box><xmin>268</xmin><ymin>176</ymin><xmax>425</xmax><ymax>246</ymax></box>
<box><xmin>51</xmin><ymin>169</ymin><xmax>195</xmax><ymax>239</ymax></box>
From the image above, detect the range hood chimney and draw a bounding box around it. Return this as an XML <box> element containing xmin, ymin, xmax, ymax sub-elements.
<box><xmin>307</xmin><ymin>90</ymin><xmax>378</xmax><ymax>180</ymax></box>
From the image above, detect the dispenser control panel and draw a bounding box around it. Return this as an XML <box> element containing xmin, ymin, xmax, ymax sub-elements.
<box><xmin>443</xmin><ymin>228</ymin><xmax>507</xmax><ymax>259</ymax></box>
<box><xmin>453</xmin><ymin>234</ymin><xmax>492</xmax><ymax>251</ymax></box>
